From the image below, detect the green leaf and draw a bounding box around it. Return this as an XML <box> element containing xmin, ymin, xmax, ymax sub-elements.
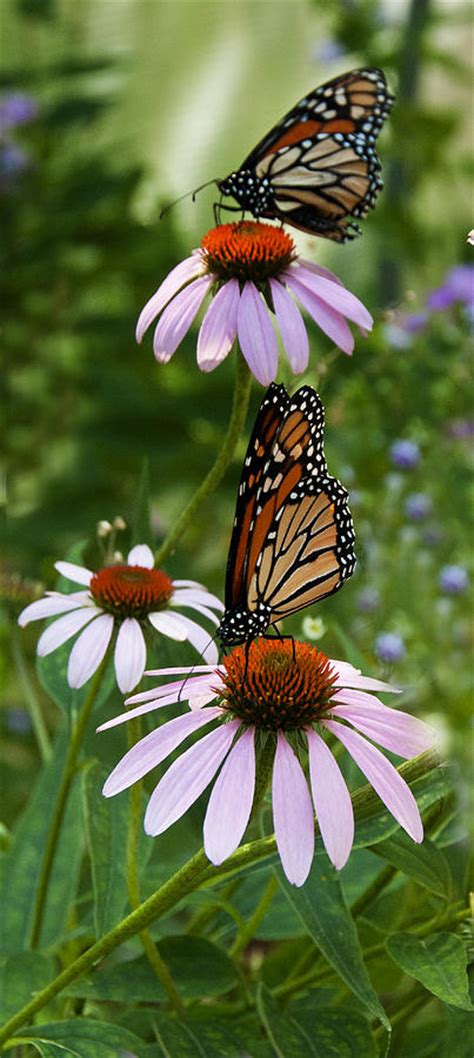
<box><xmin>81</xmin><ymin>760</ymin><xmax>129</xmax><ymax>937</ymax></box>
<box><xmin>36</xmin><ymin>644</ymin><xmax>115</xmax><ymax>715</ymax></box>
<box><xmin>276</xmin><ymin>853</ymin><xmax>390</xmax><ymax>1030</ymax></box>
<box><xmin>373</xmin><ymin>832</ymin><xmax>453</xmax><ymax>898</ymax></box>
<box><xmin>22</xmin><ymin>1018</ymin><xmax>147</xmax><ymax>1057</ymax></box>
<box><xmin>256</xmin><ymin>986</ymin><xmax>378</xmax><ymax>1057</ymax></box>
<box><xmin>0</xmin><ymin>729</ymin><xmax>83</xmax><ymax>952</ymax></box>
<box><xmin>64</xmin><ymin>936</ymin><xmax>238</xmax><ymax>1001</ymax></box>
<box><xmin>440</xmin><ymin>1007</ymin><xmax>474</xmax><ymax>1058</ymax></box>
<box><xmin>152</xmin><ymin>1015</ymin><xmax>272</xmax><ymax>1058</ymax></box>
<box><xmin>386</xmin><ymin>932</ymin><xmax>473</xmax><ymax>1010</ymax></box>
<box><xmin>0</xmin><ymin>952</ymin><xmax>54</xmax><ymax>1022</ymax></box>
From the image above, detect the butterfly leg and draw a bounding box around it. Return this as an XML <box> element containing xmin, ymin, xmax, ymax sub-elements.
<box><xmin>268</xmin><ymin>625</ymin><xmax>296</xmax><ymax>662</ymax></box>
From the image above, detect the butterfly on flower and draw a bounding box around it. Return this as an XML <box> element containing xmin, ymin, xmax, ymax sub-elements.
<box><xmin>217</xmin><ymin>383</ymin><xmax>356</xmax><ymax>646</ymax></box>
<box><xmin>216</xmin><ymin>67</ymin><xmax>394</xmax><ymax>243</ymax></box>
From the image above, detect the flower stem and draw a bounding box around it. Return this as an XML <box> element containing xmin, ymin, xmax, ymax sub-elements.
<box><xmin>230</xmin><ymin>875</ymin><xmax>278</xmax><ymax>958</ymax></box>
<box><xmin>30</xmin><ymin>661</ymin><xmax>107</xmax><ymax>949</ymax></box>
<box><xmin>125</xmin><ymin>717</ymin><xmax>184</xmax><ymax>1014</ymax></box>
<box><xmin>11</xmin><ymin>630</ymin><xmax>51</xmax><ymax>762</ymax></box>
<box><xmin>0</xmin><ymin>748</ymin><xmax>439</xmax><ymax>1046</ymax></box>
<box><xmin>154</xmin><ymin>352</ymin><xmax>252</xmax><ymax>566</ymax></box>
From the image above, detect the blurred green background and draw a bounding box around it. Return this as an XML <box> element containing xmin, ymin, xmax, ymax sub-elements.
<box><xmin>2</xmin><ymin>0</ymin><xmax>472</xmax><ymax>813</ymax></box>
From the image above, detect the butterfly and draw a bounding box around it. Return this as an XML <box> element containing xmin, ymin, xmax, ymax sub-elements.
<box><xmin>217</xmin><ymin>383</ymin><xmax>356</xmax><ymax>646</ymax></box>
<box><xmin>216</xmin><ymin>67</ymin><xmax>394</xmax><ymax>243</ymax></box>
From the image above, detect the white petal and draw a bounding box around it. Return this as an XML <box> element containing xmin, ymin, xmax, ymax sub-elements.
<box><xmin>54</xmin><ymin>561</ymin><xmax>93</xmax><ymax>587</ymax></box>
<box><xmin>18</xmin><ymin>594</ymin><xmax>89</xmax><ymax>626</ymax></box>
<box><xmin>147</xmin><ymin>611</ymin><xmax>188</xmax><ymax>641</ymax></box>
<box><xmin>127</xmin><ymin>544</ymin><xmax>154</xmax><ymax>569</ymax></box>
<box><xmin>67</xmin><ymin>613</ymin><xmax>114</xmax><ymax>689</ymax></box>
<box><xmin>167</xmin><ymin>612</ymin><xmax>218</xmax><ymax>664</ymax></box>
<box><xmin>171</xmin><ymin>588</ymin><xmax>224</xmax><ymax>612</ymax></box>
<box><xmin>37</xmin><ymin>607</ymin><xmax>100</xmax><ymax>656</ymax></box>
<box><xmin>114</xmin><ymin>618</ymin><xmax>147</xmax><ymax>693</ymax></box>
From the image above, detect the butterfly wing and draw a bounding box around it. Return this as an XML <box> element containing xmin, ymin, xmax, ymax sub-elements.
<box><xmin>220</xmin><ymin>68</ymin><xmax>394</xmax><ymax>242</ymax></box>
<box><xmin>224</xmin><ymin>384</ymin><xmax>355</xmax><ymax>634</ymax></box>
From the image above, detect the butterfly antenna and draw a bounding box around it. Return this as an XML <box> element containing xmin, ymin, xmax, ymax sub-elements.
<box><xmin>159</xmin><ymin>179</ymin><xmax>220</xmax><ymax>221</ymax></box>
<box><xmin>176</xmin><ymin>630</ymin><xmax>221</xmax><ymax>704</ymax></box>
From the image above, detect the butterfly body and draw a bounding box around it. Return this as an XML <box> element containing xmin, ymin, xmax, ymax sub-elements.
<box><xmin>217</xmin><ymin>68</ymin><xmax>394</xmax><ymax>242</ymax></box>
<box><xmin>217</xmin><ymin>384</ymin><xmax>356</xmax><ymax>646</ymax></box>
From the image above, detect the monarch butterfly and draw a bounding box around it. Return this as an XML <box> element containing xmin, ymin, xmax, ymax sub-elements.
<box><xmin>216</xmin><ymin>67</ymin><xmax>394</xmax><ymax>243</ymax></box>
<box><xmin>217</xmin><ymin>383</ymin><xmax>356</xmax><ymax>646</ymax></box>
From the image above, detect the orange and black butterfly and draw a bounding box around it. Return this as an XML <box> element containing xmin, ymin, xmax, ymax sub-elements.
<box><xmin>216</xmin><ymin>68</ymin><xmax>394</xmax><ymax>243</ymax></box>
<box><xmin>217</xmin><ymin>384</ymin><xmax>356</xmax><ymax>646</ymax></box>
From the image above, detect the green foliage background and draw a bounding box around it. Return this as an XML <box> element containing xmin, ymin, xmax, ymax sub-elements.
<box><xmin>1</xmin><ymin>1</ymin><xmax>472</xmax><ymax>1055</ymax></box>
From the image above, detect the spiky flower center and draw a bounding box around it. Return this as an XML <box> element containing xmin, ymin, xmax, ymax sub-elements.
<box><xmin>200</xmin><ymin>221</ymin><xmax>295</xmax><ymax>283</ymax></box>
<box><xmin>220</xmin><ymin>639</ymin><xmax>337</xmax><ymax>732</ymax></box>
<box><xmin>90</xmin><ymin>565</ymin><xmax>173</xmax><ymax>619</ymax></box>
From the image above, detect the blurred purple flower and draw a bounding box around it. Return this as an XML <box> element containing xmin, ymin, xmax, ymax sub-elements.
<box><xmin>402</xmin><ymin>312</ymin><xmax>429</xmax><ymax>334</ymax></box>
<box><xmin>439</xmin><ymin>565</ymin><xmax>469</xmax><ymax>595</ymax></box>
<box><xmin>383</xmin><ymin>323</ymin><xmax>412</xmax><ymax>350</ymax></box>
<box><xmin>375</xmin><ymin>633</ymin><xmax>406</xmax><ymax>663</ymax></box>
<box><xmin>357</xmin><ymin>587</ymin><xmax>380</xmax><ymax>614</ymax></box>
<box><xmin>0</xmin><ymin>92</ymin><xmax>39</xmax><ymax>134</ymax></box>
<box><xmin>405</xmin><ymin>493</ymin><xmax>432</xmax><ymax>522</ymax></box>
<box><xmin>0</xmin><ymin>143</ymin><xmax>28</xmax><ymax>178</ymax></box>
<box><xmin>311</xmin><ymin>39</ymin><xmax>347</xmax><ymax>63</ymax></box>
<box><xmin>447</xmin><ymin>418</ymin><xmax>474</xmax><ymax>439</ymax></box>
<box><xmin>5</xmin><ymin>708</ymin><xmax>32</xmax><ymax>735</ymax></box>
<box><xmin>422</xmin><ymin>526</ymin><xmax>444</xmax><ymax>547</ymax></box>
<box><xmin>390</xmin><ymin>440</ymin><xmax>420</xmax><ymax>469</ymax></box>
<box><xmin>427</xmin><ymin>265</ymin><xmax>474</xmax><ymax>312</ymax></box>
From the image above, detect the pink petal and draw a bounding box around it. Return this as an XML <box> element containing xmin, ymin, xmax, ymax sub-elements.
<box><xmin>102</xmin><ymin>707</ymin><xmax>222</xmax><ymax>796</ymax></box>
<box><xmin>269</xmin><ymin>278</ymin><xmax>309</xmax><ymax>374</ymax></box>
<box><xmin>127</xmin><ymin>544</ymin><xmax>154</xmax><ymax>568</ymax></box>
<box><xmin>144</xmin><ymin>720</ymin><xmax>240</xmax><ymax>835</ymax></box>
<box><xmin>114</xmin><ymin>618</ymin><xmax>147</xmax><ymax>693</ymax></box>
<box><xmin>306</xmin><ymin>728</ymin><xmax>354</xmax><ymax>870</ymax></box>
<box><xmin>167</xmin><ymin>612</ymin><xmax>219</xmax><ymax>664</ymax></box>
<box><xmin>18</xmin><ymin>594</ymin><xmax>91</xmax><ymax>626</ymax></box>
<box><xmin>126</xmin><ymin>673</ymin><xmax>219</xmax><ymax>704</ymax></box>
<box><xmin>204</xmin><ymin>727</ymin><xmax>256</xmax><ymax>864</ymax></box>
<box><xmin>332</xmin><ymin>662</ymin><xmax>400</xmax><ymax>694</ymax></box>
<box><xmin>324</xmin><ymin>720</ymin><xmax>424</xmax><ymax>843</ymax></box>
<box><xmin>144</xmin><ymin>665</ymin><xmax>218</xmax><ymax>675</ymax></box>
<box><xmin>135</xmin><ymin>254</ymin><xmax>203</xmax><ymax>342</ymax></box>
<box><xmin>290</xmin><ymin>263</ymin><xmax>373</xmax><ymax>330</ymax></box>
<box><xmin>237</xmin><ymin>282</ymin><xmax>278</xmax><ymax>385</ymax></box>
<box><xmin>98</xmin><ymin>677</ymin><xmax>220</xmax><ymax>731</ymax></box>
<box><xmin>37</xmin><ymin>607</ymin><xmax>100</xmax><ymax>656</ymax></box>
<box><xmin>54</xmin><ymin>561</ymin><xmax>93</xmax><ymax>587</ymax></box>
<box><xmin>294</xmin><ymin>258</ymin><xmax>344</xmax><ymax>287</ymax></box>
<box><xmin>171</xmin><ymin>588</ymin><xmax>224</xmax><ymax>612</ymax></box>
<box><xmin>197</xmin><ymin>279</ymin><xmax>239</xmax><ymax>371</ymax></box>
<box><xmin>67</xmin><ymin>612</ymin><xmax>114</xmax><ymax>689</ymax></box>
<box><xmin>330</xmin><ymin>692</ymin><xmax>434</xmax><ymax>758</ymax></box>
<box><xmin>285</xmin><ymin>274</ymin><xmax>355</xmax><ymax>355</ymax></box>
<box><xmin>153</xmin><ymin>275</ymin><xmax>213</xmax><ymax>363</ymax></box>
<box><xmin>272</xmin><ymin>733</ymin><xmax>315</xmax><ymax>886</ymax></box>
<box><xmin>147</xmin><ymin>611</ymin><xmax>188</xmax><ymax>641</ymax></box>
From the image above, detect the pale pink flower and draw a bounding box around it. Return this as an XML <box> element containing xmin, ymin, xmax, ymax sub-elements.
<box><xmin>18</xmin><ymin>544</ymin><xmax>223</xmax><ymax>692</ymax></box>
<box><xmin>136</xmin><ymin>222</ymin><xmax>373</xmax><ymax>386</ymax></box>
<box><xmin>100</xmin><ymin>639</ymin><xmax>433</xmax><ymax>886</ymax></box>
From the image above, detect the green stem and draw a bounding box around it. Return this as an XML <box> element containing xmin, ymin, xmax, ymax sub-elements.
<box><xmin>230</xmin><ymin>875</ymin><xmax>278</xmax><ymax>958</ymax></box>
<box><xmin>30</xmin><ymin>661</ymin><xmax>107</xmax><ymax>949</ymax></box>
<box><xmin>0</xmin><ymin>749</ymin><xmax>439</xmax><ymax>1046</ymax></box>
<box><xmin>11</xmin><ymin>631</ymin><xmax>51</xmax><ymax>762</ymax></box>
<box><xmin>125</xmin><ymin>718</ymin><xmax>184</xmax><ymax>1014</ymax></box>
<box><xmin>154</xmin><ymin>352</ymin><xmax>252</xmax><ymax>566</ymax></box>
<box><xmin>350</xmin><ymin>863</ymin><xmax>398</xmax><ymax>920</ymax></box>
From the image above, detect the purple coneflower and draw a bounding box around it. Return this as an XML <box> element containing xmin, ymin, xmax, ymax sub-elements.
<box><xmin>100</xmin><ymin>639</ymin><xmax>433</xmax><ymax>887</ymax></box>
<box><xmin>136</xmin><ymin>221</ymin><xmax>373</xmax><ymax>386</ymax></box>
<box><xmin>18</xmin><ymin>544</ymin><xmax>222</xmax><ymax>692</ymax></box>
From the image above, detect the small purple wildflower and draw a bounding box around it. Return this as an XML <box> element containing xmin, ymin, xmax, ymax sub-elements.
<box><xmin>0</xmin><ymin>143</ymin><xmax>28</xmax><ymax>178</ymax></box>
<box><xmin>390</xmin><ymin>440</ymin><xmax>420</xmax><ymax>469</ymax></box>
<box><xmin>375</xmin><ymin>633</ymin><xmax>406</xmax><ymax>663</ymax></box>
<box><xmin>439</xmin><ymin>565</ymin><xmax>469</xmax><ymax>595</ymax></box>
<box><xmin>447</xmin><ymin>418</ymin><xmax>474</xmax><ymax>440</ymax></box>
<box><xmin>427</xmin><ymin>265</ymin><xmax>474</xmax><ymax>312</ymax></box>
<box><xmin>5</xmin><ymin>708</ymin><xmax>32</xmax><ymax>735</ymax></box>
<box><xmin>402</xmin><ymin>312</ymin><xmax>429</xmax><ymax>334</ymax></box>
<box><xmin>405</xmin><ymin>493</ymin><xmax>432</xmax><ymax>521</ymax></box>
